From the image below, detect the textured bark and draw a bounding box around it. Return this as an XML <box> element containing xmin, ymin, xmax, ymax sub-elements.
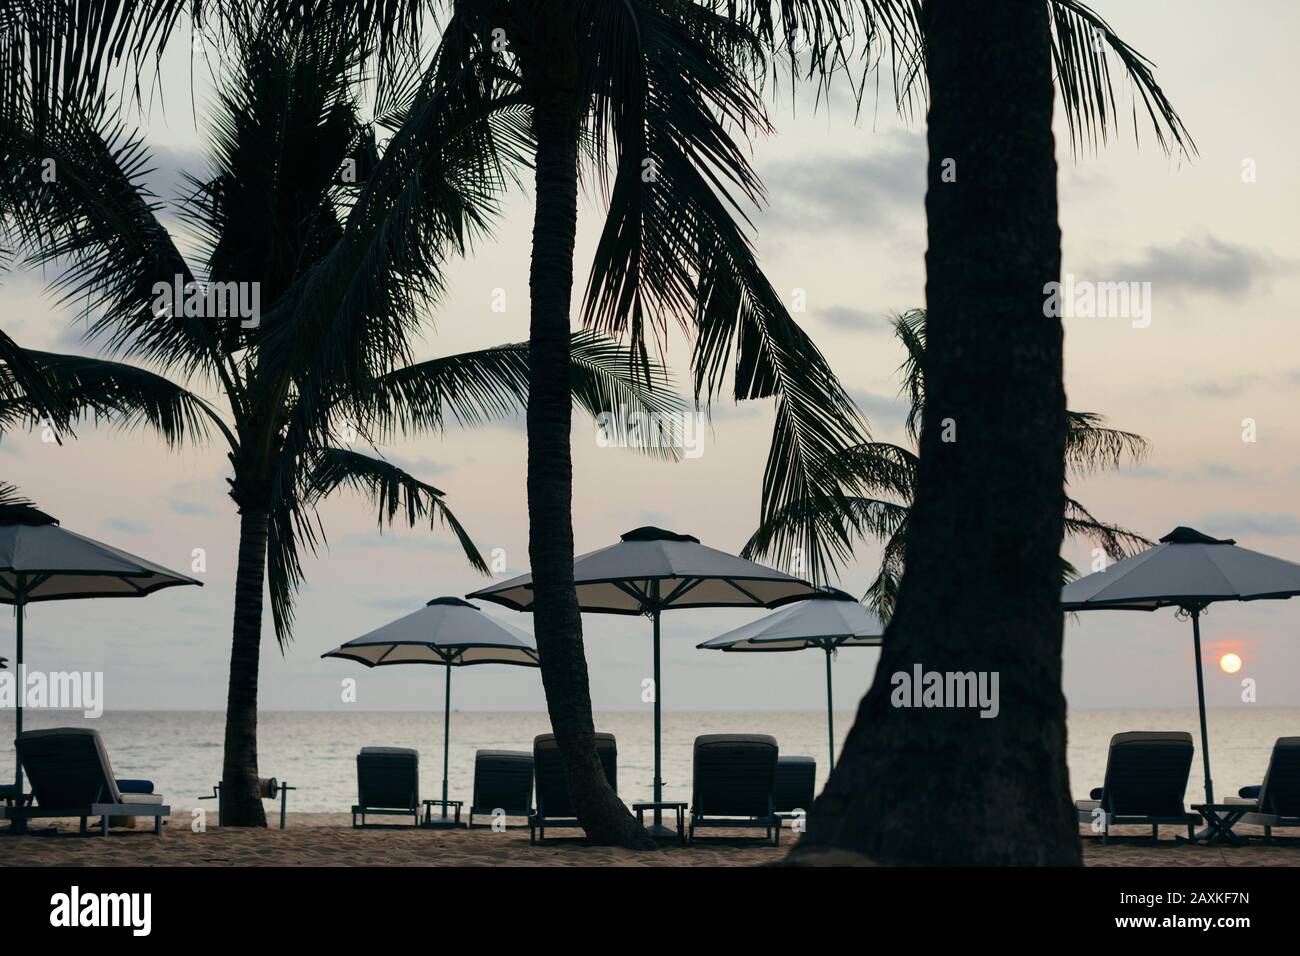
<box><xmin>219</xmin><ymin>504</ymin><xmax>269</xmax><ymax>827</ymax></box>
<box><xmin>789</xmin><ymin>0</ymin><xmax>1079</xmax><ymax>865</ymax></box>
<box><xmin>526</xmin><ymin>93</ymin><xmax>652</xmax><ymax>849</ymax></box>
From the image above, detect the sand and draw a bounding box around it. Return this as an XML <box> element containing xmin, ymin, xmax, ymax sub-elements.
<box><xmin>2</xmin><ymin>813</ymin><xmax>1298</xmax><ymax>866</ymax></box>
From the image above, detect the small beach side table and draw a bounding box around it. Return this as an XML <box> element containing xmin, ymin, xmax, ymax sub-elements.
<box><xmin>422</xmin><ymin>799</ymin><xmax>464</xmax><ymax>828</ymax></box>
<box><xmin>1190</xmin><ymin>804</ymin><xmax>1249</xmax><ymax>846</ymax></box>
<box><xmin>633</xmin><ymin>802</ymin><xmax>687</xmax><ymax>846</ymax></box>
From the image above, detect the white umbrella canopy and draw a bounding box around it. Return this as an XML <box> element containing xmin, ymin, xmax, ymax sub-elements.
<box><xmin>321</xmin><ymin>597</ymin><xmax>540</xmax><ymax>667</ymax></box>
<box><xmin>322</xmin><ymin>597</ymin><xmax>539</xmax><ymax>826</ymax></box>
<box><xmin>468</xmin><ymin>526</ymin><xmax>817</xmax><ymax>613</ymax></box>
<box><xmin>1062</xmin><ymin>526</ymin><xmax>1300</xmax><ymax>807</ymax></box>
<box><xmin>1061</xmin><ymin>527</ymin><xmax>1300</xmax><ymax>610</ymax></box>
<box><xmin>469</xmin><ymin>525</ymin><xmax>817</xmax><ymax>835</ymax></box>
<box><xmin>698</xmin><ymin>588</ymin><xmax>883</xmax><ymax>771</ymax></box>
<box><xmin>1</xmin><ymin>503</ymin><xmax>202</xmax><ymax>825</ymax></box>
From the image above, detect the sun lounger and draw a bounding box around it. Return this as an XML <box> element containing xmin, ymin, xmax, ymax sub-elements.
<box><xmin>688</xmin><ymin>734</ymin><xmax>780</xmax><ymax>845</ymax></box>
<box><xmin>530</xmin><ymin>732</ymin><xmax>616</xmax><ymax>844</ymax></box>
<box><xmin>469</xmin><ymin>750</ymin><xmax>534</xmax><ymax>828</ymax></box>
<box><xmin>353</xmin><ymin>747</ymin><xmax>419</xmax><ymax>828</ymax></box>
<box><xmin>12</xmin><ymin>728</ymin><xmax>169</xmax><ymax>835</ymax></box>
<box><xmin>1075</xmin><ymin>731</ymin><xmax>1200</xmax><ymax>843</ymax></box>
<box><xmin>1226</xmin><ymin>736</ymin><xmax>1300</xmax><ymax>841</ymax></box>
<box><xmin>774</xmin><ymin>754</ymin><xmax>816</xmax><ymax>824</ymax></box>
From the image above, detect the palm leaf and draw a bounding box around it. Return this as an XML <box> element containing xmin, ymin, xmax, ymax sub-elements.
<box><xmin>0</xmin><ymin>349</ymin><xmax>226</xmax><ymax>447</ymax></box>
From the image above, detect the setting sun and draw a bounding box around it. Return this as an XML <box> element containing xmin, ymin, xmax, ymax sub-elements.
<box><xmin>1219</xmin><ymin>652</ymin><xmax>1243</xmax><ymax>675</ymax></box>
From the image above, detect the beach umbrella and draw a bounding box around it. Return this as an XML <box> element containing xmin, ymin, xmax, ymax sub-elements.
<box><xmin>0</xmin><ymin>502</ymin><xmax>201</xmax><ymax>829</ymax></box>
<box><xmin>1062</xmin><ymin>526</ymin><xmax>1300</xmax><ymax>804</ymax></box>
<box><xmin>469</xmin><ymin>526</ymin><xmax>816</xmax><ymax>835</ymax></box>
<box><xmin>321</xmin><ymin>597</ymin><xmax>539</xmax><ymax>826</ymax></box>
<box><xmin>697</xmin><ymin>588</ymin><xmax>883</xmax><ymax>772</ymax></box>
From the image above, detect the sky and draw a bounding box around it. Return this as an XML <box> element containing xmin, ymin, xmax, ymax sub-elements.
<box><xmin>2</xmin><ymin>0</ymin><xmax>1298</xmax><ymax>715</ymax></box>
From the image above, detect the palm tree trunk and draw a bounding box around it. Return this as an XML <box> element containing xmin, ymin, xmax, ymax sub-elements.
<box><xmin>789</xmin><ymin>0</ymin><xmax>1078</xmax><ymax>865</ymax></box>
<box><xmin>527</xmin><ymin>93</ymin><xmax>650</xmax><ymax>849</ymax></box>
<box><xmin>220</xmin><ymin>505</ymin><xmax>269</xmax><ymax>827</ymax></box>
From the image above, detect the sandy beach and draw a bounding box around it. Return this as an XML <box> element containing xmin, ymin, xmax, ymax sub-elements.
<box><xmin>2</xmin><ymin>814</ymin><xmax>1296</xmax><ymax>866</ymax></box>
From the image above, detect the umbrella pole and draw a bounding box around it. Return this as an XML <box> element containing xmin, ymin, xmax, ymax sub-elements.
<box><xmin>1190</xmin><ymin>609</ymin><xmax>1214</xmax><ymax>805</ymax></box>
<box><xmin>13</xmin><ymin>587</ymin><xmax>23</xmax><ymax>795</ymax></box>
<box><xmin>7</xmin><ymin>579</ymin><xmax>26</xmax><ymax>834</ymax></box>
<box><xmin>442</xmin><ymin>666</ymin><xmax>452</xmax><ymax>818</ymax></box>
<box><xmin>652</xmin><ymin>602</ymin><xmax>663</xmax><ymax>829</ymax></box>
<box><xmin>825</xmin><ymin>645</ymin><xmax>835</xmax><ymax>773</ymax></box>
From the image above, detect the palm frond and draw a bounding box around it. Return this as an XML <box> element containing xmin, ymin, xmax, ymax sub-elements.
<box><xmin>1064</xmin><ymin>495</ymin><xmax>1152</xmax><ymax>561</ymax></box>
<box><xmin>0</xmin><ymin>349</ymin><xmax>228</xmax><ymax>447</ymax></box>
<box><xmin>256</xmin><ymin>17</ymin><xmax>521</xmax><ymax>439</ymax></box>
<box><xmin>863</xmin><ymin>510</ymin><xmax>908</xmax><ymax>622</ymax></box>
<box><xmin>1064</xmin><ymin>410</ymin><xmax>1147</xmax><ymax>477</ymax></box>
<box><xmin>302</xmin><ymin>446</ymin><xmax>487</xmax><ymax>573</ymax></box>
<box><xmin>0</xmin><ymin>82</ymin><xmax>239</xmax><ymax>390</ymax></box>
<box><xmin>1047</xmin><ymin>0</ymin><xmax>1195</xmax><ymax>156</ymax></box>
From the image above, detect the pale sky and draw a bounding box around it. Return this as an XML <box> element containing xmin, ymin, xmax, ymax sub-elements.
<box><xmin>2</xmin><ymin>0</ymin><xmax>1298</xmax><ymax>714</ymax></box>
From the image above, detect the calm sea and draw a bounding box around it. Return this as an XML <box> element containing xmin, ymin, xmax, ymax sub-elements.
<box><xmin>2</xmin><ymin>708</ymin><xmax>1295</xmax><ymax>812</ymax></box>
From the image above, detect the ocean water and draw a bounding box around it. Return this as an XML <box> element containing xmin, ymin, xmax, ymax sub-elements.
<box><xmin>2</xmin><ymin>708</ymin><xmax>1295</xmax><ymax>813</ymax></box>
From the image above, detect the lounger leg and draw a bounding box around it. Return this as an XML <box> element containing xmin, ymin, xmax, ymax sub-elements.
<box><xmin>1187</xmin><ymin>823</ymin><xmax>1194</xmax><ymax>841</ymax></box>
<box><xmin>1152</xmin><ymin>824</ymin><xmax>1158</xmax><ymax>841</ymax></box>
<box><xmin>1102</xmin><ymin>820</ymin><xmax>1109</xmax><ymax>846</ymax></box>
<box><xmin>774</xmin><ymin>818</ymin><xmax>780</xmax><ymax>847</ymax></box>
<box><xmin>1265</xmin><ymin>826</ymin><xmax>1272</xmax><ymax>843</ymax></box>
<box><xmin>155</xmin><ymin>814</ymin><xmax>163</xmax><ymax>836</ymax></box>
<box><xmin>80</xmin><ymin>817</ymin><xmax>87</xmax><ymax>836</ymax></box>
<box><xmin>101</xmin><ymin>816</ymin><xmax>109</xmax><ymax>837</ymax></box>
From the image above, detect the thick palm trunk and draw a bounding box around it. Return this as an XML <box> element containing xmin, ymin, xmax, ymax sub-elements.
<box><xmin>220</xmin><ymin>505</ymin><xmax>269</xmax><ymax>827</ymax></box>
<box><xmin>790</xmin><ymin>0</ymin><xmax>1077</xmax><ymax>865</ymax></box>
<box><xmin>527</xmin><ymin>94</ymin><xmax>650</xmax><ymax>849</ymax></box>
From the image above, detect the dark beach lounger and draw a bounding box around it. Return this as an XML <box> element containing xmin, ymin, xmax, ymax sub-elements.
<box><xmin>12</xmin><ymin>728</ymin><xmax>169</xmax><ymax>835</ymax></box>
<box><xmin>353</xmin><ymin>747</ymin><xmax>419</xmax><ymax>828</ymax></box>
<box><xmin>773</xmin><ymin>755</ymin><xmax>816</xmax><ymax>825</ymax></box>
<box><xmin>688</xmin><ymin>734</ymin><xmax>780</xmax><ymax>846</ymax></box>
<box><xmin>530</xmin><ymin>732</ymin><xmax>616</xmax><ymax>844</ymax></box>
<box><xmin>1226</xmin><ymin>736</ymin><xmax>1300</xmax><ymax>842</ymax></box>
<box><xmin>1075</xmin><ymin>731</ymin><xmax>1200</xmax><ymax>843</ymax></box>
<box><xmin>469</xmin><ymin>749</ymin><xmax>534</xmax><ymax>828</ymax></box>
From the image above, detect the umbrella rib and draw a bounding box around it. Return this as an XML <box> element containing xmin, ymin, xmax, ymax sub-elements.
<box><xmin>726</xmin><ymin>579</ymin><xmax>765</xmax><ymax>605</ymax></box>
<box><xmin>662</xmin><ymin>578</ymin><xmax>703</xmax><ymax>605</ymax></box>
<box><xmin>612</xmin><ymin>579</ymin><xmax>651</xmax><ymax>609</ymax></box>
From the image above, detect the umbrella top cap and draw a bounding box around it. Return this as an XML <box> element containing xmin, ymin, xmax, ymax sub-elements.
<box><xmin>813</xmin><ymin>587</ymin><xmax>859</xmax><ymax>602</ymax></box>
<box><xmin>1160</xmin><ymin>527</ymin><xmax>1236</xmax><ymax>546</ymax></box>
<box><xmin>426</xmin><ymin>596</ymin><xmax>478</xmax><ymax>609</ymax></box>
<box><xmin>0</xmin><ymin>504</ymin><xmax>58</xmax><ymax>527</ymax></box>
<box><xmin>620</xmin><ymin>526</ymin><xmax>700</xmax><ymax>544</ymax></box>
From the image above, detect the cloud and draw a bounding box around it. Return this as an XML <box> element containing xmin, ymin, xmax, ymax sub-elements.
<box><xmin>848</xmin><ymin>388</ymin><xmax>908</xmax><ymax>423</ymax></box>
<box><xmin>101</xmin><ymin>516</ymin><xmax>150</xmax><ymax>535</ymax></box>
<box><xmin>818</xmin><ymin>306</ymin><xmax>897</xmax><ymax>334</ymax></box>
<box><xmin>171</xmin><ymin>498</ymin><xmax>216</xmax><ymax>516</ymax></box>
<box><xmin>1098</xmin><ymin>236</ymin><xmax>1285</xmax><ymax>298</ymax></box>
<box><xmin>139</xmin><ymin>143</ymin><xmax>209</xmax><ymax>204</ymax></box>
<box><xmin>1194</xmin><ymin>512</ymin><xmax>1300</xmax><ymax>538</ymax></box>
<box><xmin>758</xmin><ymin>131</ymin><xmax>926</xmax><ymax>236</ymax></box>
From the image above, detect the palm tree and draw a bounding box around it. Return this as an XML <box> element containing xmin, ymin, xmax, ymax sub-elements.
<box><xmin>769</xmin><ymin>1</ymin><xmax>1192</xmax><ymax>865</ymax></box>
<box><xmin>746</xmin><ymin>308</ymin><xmax>1154</xmax><ymax>621</ymax></box>
<box><xmin>0</xmin><ymin>7</ymin><xmax>681</xmax><ymax>826</ymax></box>
<box><xmin>406</xmin><ymin>0</ymin><xmax>880</xmax><ymax>846</ymax></box>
